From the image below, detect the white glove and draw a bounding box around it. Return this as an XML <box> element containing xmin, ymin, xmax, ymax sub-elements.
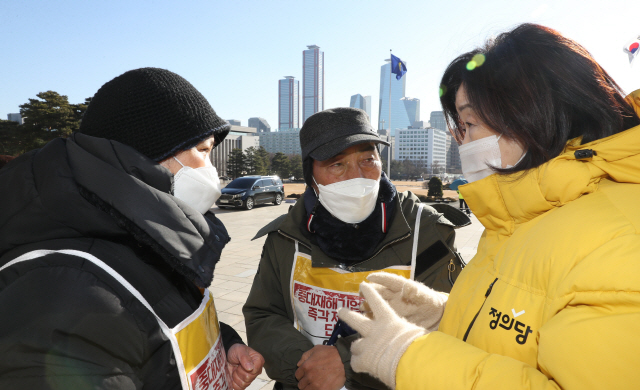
<box><xmin>364</xmin><ymin>272</ymin><xmax>448</xmax><ymax>331</ymax></box>
<box><xmin>338</xmin><ymin>283</ymin><xmax>426</xmax><ymax>390</ymax></box>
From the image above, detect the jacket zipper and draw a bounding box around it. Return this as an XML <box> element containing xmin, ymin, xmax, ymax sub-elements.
<box><xmin>277</xmin><ymin>230</ymin><xmax>411</xmax><ymax>271</ymax></box>
<box><xmin>277</xmin><ymin>230</ymin><xmax>312</xmax><ymax>250</ymax></box>
<box><xmin>448</xmin><ymin>252</ymin><xmax>467</xmax><ymax>286</ymax></box>
<box><xmin>448</xmin><ymin>259</ymin><xmax>455</xmax><ymax>286</ymax></box>
<box><xmin>462</xmin><ymin>277</ymin><xmax>498</xmax><ymax>342</ymax></box>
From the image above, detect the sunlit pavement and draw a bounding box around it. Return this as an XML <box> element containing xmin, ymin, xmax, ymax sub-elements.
<box><xmin>209</xmin><ymin>198</ymin><xmax>484</xmax><ymax>390</ymax></box>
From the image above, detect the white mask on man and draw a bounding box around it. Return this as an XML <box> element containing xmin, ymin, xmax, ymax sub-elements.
<box><xmin>313</xmin><ymin>177</ymin><xmax>380</xmax><ymax>224</ymax></box>
<box><xmin>458</xmin><ymin>135</ymin><xmax>503</xmax><ymax>183</ymax></box>
<box><xmin>173</xmin><ymin>157</ymin><xmax>222</xmax><ymax>214</ymax></box>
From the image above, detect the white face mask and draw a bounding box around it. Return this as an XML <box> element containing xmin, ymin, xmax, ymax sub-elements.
<box><xmin>172</xmin><ymin>157</ymin><xmax>222</xmax><ymax>214</ymax></box>
<box><xmin>458</xmin><ymin>135</ymin><xmax>503</xmax><ymax>183</ymax></box>
<box><xmin>313</xmin><ymin>177</ymin><xmax>380</xmax><ymax>224</ymax></box>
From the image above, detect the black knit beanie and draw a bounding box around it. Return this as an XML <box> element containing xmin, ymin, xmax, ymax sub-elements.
<box><xmin>79</xmin><ymin>67</ymin><xmax>230</xmax><ymax>161</ymax></box>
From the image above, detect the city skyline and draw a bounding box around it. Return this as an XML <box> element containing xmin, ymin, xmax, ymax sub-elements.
<box><xmin>1</xmin><ymin>1</ymin><xmax>637</xmax><ymax>136</ymax></box>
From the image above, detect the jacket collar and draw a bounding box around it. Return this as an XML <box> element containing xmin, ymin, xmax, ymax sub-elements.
<box><xmin>62</xmin><ymin>133</ymin><xmax>228</xmax><ymax>287</ymax></box>
<box><xmin>460</xmin><ymin>112</ymin><xmax>640</xmax><ymax>237</ymax></box>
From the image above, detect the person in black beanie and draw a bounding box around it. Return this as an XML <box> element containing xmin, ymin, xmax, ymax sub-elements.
<box><xmin>0</xmin><ymin>67</ymin><xmax>264</xmax><ymax>390</ymax></box>
<box><xmin>243</xmin><ymin>107</ymin><xmax>470</xmax><ymax>390</ymax></box>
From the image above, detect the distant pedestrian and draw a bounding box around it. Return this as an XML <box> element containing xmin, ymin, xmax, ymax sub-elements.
<box><xmin>457</xmin><ymin>189</ymin><xmax>469</xmax><ymax>215</ymax></box>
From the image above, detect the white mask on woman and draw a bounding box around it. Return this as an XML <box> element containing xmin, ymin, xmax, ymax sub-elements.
<box><xmin>458</xmin><ymin>135</ymin><xmax>503</xmax><ymax>183</ymax></box>
<box><xmin>313</xmin><ymin>177</ymin><xmax>380</xmax><ymax>224</ymax></box>
<box><xmin>172</xmin><ymin>157</ymin><xmax>222</xmax><ymax>214</ymax></box>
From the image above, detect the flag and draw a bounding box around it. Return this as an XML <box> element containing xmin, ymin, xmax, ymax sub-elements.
<box><xmin>391</xmin><ymin>54</ymin><xmax>407</xmax><ymax>80</ymax></box>
<box><xmin>623</xmin><ymin>35</ymin><xmax>640</xmax><ymax>64</ymax></box>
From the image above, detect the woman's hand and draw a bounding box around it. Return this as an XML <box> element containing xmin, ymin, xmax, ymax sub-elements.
<box><xmin>365</xmin><ymin>272</ymin><xmax>448</xmax><ymax>331</ymax></box>
<box><xmin>338</xmin><ymin>283</ymin><xmax>426</xmax><ymax>389</ymax></box>
<box><xmin>226</xmin><ymin>344</ymin><xmax>265</xmax><ymax>390</ymax></box>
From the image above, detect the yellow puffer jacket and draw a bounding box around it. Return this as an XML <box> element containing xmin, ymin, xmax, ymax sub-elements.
<box><xmin>396</xmin><ymin>90</ymin><xmax>640</xmax><ymax>390</ymax></box>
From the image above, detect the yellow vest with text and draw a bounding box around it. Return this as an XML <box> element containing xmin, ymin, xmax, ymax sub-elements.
<box><xmin>0</xmin><ymin>250</ymin><xmax>232</xmax><ymax>390</ymax></box>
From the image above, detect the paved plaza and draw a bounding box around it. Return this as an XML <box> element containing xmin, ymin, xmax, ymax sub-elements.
<box><xmin>209</xmin><ymin>198</ymin><xmax>485</xmax><ymax>390</ymax></box>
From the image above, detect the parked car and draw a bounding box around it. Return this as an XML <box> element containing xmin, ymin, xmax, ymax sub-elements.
<box><xmin>216</xmin><ymin>175</ymin><xmax>284</xmax><ymax>210</ymax></box>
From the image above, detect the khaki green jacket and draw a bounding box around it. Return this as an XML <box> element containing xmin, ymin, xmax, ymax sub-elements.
<box><xmin>243</xmin><ymin>191</ymin><xmax>468</xmax><ymax>390</ymax></box>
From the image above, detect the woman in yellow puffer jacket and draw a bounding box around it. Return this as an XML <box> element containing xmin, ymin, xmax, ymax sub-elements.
<box><xmin>339</xmin><ymin>23</ymin><xmax>640</xmax><ymax>390</ymax></box>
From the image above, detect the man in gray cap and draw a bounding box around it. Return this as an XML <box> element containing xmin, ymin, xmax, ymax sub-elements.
<box><xmin>243</xmin><ymin>107</ymin><xmax>469</xmax><ymax>390</ymax></box>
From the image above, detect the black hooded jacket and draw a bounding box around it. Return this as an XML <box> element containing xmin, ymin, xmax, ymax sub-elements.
<box><xmin>0</xmin><ymin>134</ymin><xmax>242</xmax><ymax>389</ymax></box>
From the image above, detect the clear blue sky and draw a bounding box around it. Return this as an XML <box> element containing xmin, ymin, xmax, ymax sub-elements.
<box><xmin>2</xmin><ymin>0</ymin><xmax>638</xmax><ymax>130</ymax></box>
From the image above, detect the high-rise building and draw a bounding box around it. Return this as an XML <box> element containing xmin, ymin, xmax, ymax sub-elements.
<box><xmin>446</xmin><ymin>134</ymin><xmax>462</xmax><ymax>173</ymax></box>
<box><xmin>378</xmin><ymin>59</ymin><xmax>413</xmax><ymax>135</ymax></box>
<box><xmin>279</xmin><ymin>76</ymin><xmax>299</xmax><ymax>130</ymax></box>
<box><xmin>349</xmin><ymin>94</ymin><xmax>372</xmax><ymax>119</ymax></box>
<box><xmin>210</xmin><ymin>125</ymin><xmax>259</xmax><ymax>177</ymax></box>
<box><xmin>248</xmin><ymin>117</ymin><xmax>271</xmax><ymax>133</ymax></box>
<box><xmin>394</xmin><ymin>127</ymin><xmax>448</xmax><ymax>173</ymax></box>
<box><xmin>377</xmin><ymin>129</ymin><xmax>392</xmax><ymax>163</ymax></box>
<box><xmin>258</xmin><ymin>128</ymin><xmax>301</xmax><ymax>156</ymax></box>
<box><xmin>350</xmin><ymin>94</ymin><xmax>364</xmax><ymax>110</ymax></box>
<box><xmin>430</xmin><ymin>111</ymin><xmax>461</xmax><ymax>173</ymax></box>
<box><xmin>365</xmin><ymin>96</ymin><xmax>371</xmax><ymax>121</ymax></box>
<box><xmin>226</xmin><ymin>119</ymin><xmax>241</xmax><ymax>126</ymax></box>
<box><xmin>7</xmin><ymin>113</ymin><xmax>23</xmax><ymax>124</ymax></box>
<box><xmin>402</xmin><ymin>97</ymin><xmax>420</xmax><ymax>125</ymax></box>
<box><xmin>429</xmin><ymin>111</ymin><xmax>447</xmax><ymax>132</ymax></box>
<box><xmin>302</xmin><ymin>45</ymin><xmax>324</xmax><ymax>123</ymax></box>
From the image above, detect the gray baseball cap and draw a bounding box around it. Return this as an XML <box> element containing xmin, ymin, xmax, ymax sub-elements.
<box><xmin>300</xmin><ymin>107</ymin><xmax>389</xmax><ymax>161</ymax></box>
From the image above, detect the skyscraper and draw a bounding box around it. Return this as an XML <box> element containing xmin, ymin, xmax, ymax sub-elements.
<box><xmin>431</xmin><ymin>111</ymin><xmax>461</xmax><ymax>173</ymax></box>
<box><xmin>302</xmin><ymin>45</ymin><xmax>324</xmax><ymax>124</ymax></box>
<box><xmin>378</xmin><ymin>59</ymin><xmax>411</xmax><ymax>134</ymax></box>
<box><xmin>349</xmin><ymin>94</ymin><xmax>372</xmax><ymax>119</ymax></box>
<box><xmin>248</xmin><ymin>117</ymin><xmax>271</xmax><ymax>133</ymax></box>
<box><xmin>446</xmin><ymin>134</ymin><xmax>462</xmax><ymax>173</ymax></box>
<box><xmin>429</xmin><ymin>111</ymin><xmax>447</xmax><ymax>132</ymax></box>
<box><xmin>7</xmin><ymin>113</ymin><xmax>23</xmax><ymax>124</ymax></box>
<box><xmin>279</xmin><ymin>76</ymin><xmax>299</xmax><ymax>130</ymax></box>
<box><xmin>402</xmin><ymin>97</ymin><xmax>420</xmax><ymax>126</ymax></box>
<box><xmin>364</xmin><ymin>96</ymin><xmax>371</xmax><ymax>120</ymax></box>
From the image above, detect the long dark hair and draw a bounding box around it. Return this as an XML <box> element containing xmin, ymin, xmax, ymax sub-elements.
<box><xmin>440</xmin><ymin>23</ymin><xmax>640</xmax><ymax>172</ymax></box>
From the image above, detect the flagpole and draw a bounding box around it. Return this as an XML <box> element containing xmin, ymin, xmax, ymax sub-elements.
<box><xmin>388</xmin><ymin>49</ymin><xmax>392</xmax><ymax>180</ymax></box>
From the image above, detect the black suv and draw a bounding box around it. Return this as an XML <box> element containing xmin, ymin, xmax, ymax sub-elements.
<box><xmin>216</xmin><ymin>176</ymin><xmax>284</xmax><ymax>210</ymax></box>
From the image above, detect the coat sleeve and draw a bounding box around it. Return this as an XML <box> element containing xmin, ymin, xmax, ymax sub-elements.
<box><xmin>242</xmin><ymin>234</ymin><xmax>314</xmax><ymax>387</ymax></box>
<box><xmin>220</xmin><ymin>321</ymin><xmax>245</xmax><ymax>354</ymax></box>
<box><xmin>396</xmin><ymin>235</ymin><xmax>640</xmax><ymax>390</ymax></box>
<box><xmin>0</xmin><ymin>263</ymin><xmax>147</xmax><ymax>390</ymax></box>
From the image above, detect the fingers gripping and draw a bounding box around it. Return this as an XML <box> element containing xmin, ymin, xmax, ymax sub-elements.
<box><xmin>337</xmin><ymin>308</ymin><xmax>371</xmax><ymax>335</ymax></box>
<box><xmin>367</xmin><ymin>272</ymin><xmax>406</xmax><ymax>292</ymax></box>
<box><xmin>368</xmin><ymin>282</ymin><xmax>397</xmax><ymax>301</ymax></box>
<box><xmin>360</xmin><ymin>283</ymin><xmax>398</xmax><ymax>321</ymax></box>
<box><xmin>239</xmin><ymin>352</ymin><xmax>255</xmax><ymax>372</ymax></box>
